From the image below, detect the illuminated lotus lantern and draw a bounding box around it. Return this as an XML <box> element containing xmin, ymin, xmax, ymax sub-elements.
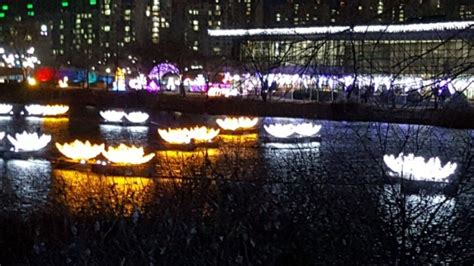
<box><xmin>56</xmin><ymin>140</ymin><xmax>105</xmax><ymax>161</ymax></box>
<box><xmin>7</xmin><ymin>131</ymin><xmax>51</xmax><ymax>152</ymax></box>
<box><xmin>100</xmin><ymin>110</ymin><xmax>126</xmax><ymax>122</ymax></box>
<box><xmin>102</xmin><ymin>144</ymin><xmax>155</xmax><ymax>165</ymax></box>
<box><xmin>125</xmin><ymin>111</ymin><xmax>149</xmax><ymax>124</ymax></box>
<box><xmin>158</xmin><ymin>128</ymin><xmax>192</xmax><ymax>145</ymax></box>
<box><xmin>158</xmin><ymin>126</ymin><xmax>220</xmax><ymax>144</ymax></box>
<box><xmin>264</xmin><ymin>124</ymin><xmax>295</xmax><ymax>138</ymax></box>
<box><xmin>25</xmin><ymin>104</ymin><xmax>69</xmax><ymax>116</ymax></box>
<box><xmin>383</xmin><ymin>153</ymin><xmax>457</xmax><ymax>182</ymax></box>
<box><xmin>216</xmin><ymin>117</ymin><xmax>258</xmax><ymax>131</ymax></box>
<box><xmin>0</xmin><ymin>104</ymin><xmax>13</xmax><ymax>115</ymax></box>
<box><xmin>189</xmin><ymin>126</ymin><xmax>220</xmax><ymax>142</ymax></box>
<box><xmin>293</xmin><ymin>123</ymin><xmax>321</xmax><ymax>137</ymax></box>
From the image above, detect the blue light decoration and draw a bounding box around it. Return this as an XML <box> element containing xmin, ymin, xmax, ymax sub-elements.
<box><xmin>147</xmin><ymin>63</ymin><xmax>180</xmax><ymax>92</ymax></box>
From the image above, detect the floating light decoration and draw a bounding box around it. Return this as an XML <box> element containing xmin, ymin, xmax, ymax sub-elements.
<box><xmin>293</xmin><ymin>123</ymin><xmax>321</xmax><ymax>137</ymax></box>
<box><xmin>56</xmin><ymin>140</ymin><xmax>105</xmax><ymax>161</ymax></box>
<box><xmin>158</xmin><ymin>126</ymin><xmax>220</xmax><ymax>144</ymax></box>
<box><xmin>383</xmin><ymin>153</ymin><xmax>457</xmax><ymax>182</ymax></box>
<box><xmin>125</xmin><ymin>111</ymin><xmax>149</xmax><ymax>124</ymax></box>
<box><xmin>0</xmin><ymin>104</ymin><xmax>13</xmax><ymax>115</ymax></box>
<box><xmin>264</xmin><ymin>124</ymin><xmax>295</xmax><ymax>138</ymax></box>
<box><xmin>102</xmin><ymin>144</ymin><xmax>155</xmax><ymax>165</ymax></box>
<box><xmin>100</xmin><ymin>110</ymin><xmax>126</xmax><ymax>122</ymax></box>
<box><xmin>25</xmin><ymin>104</ymin><xmax>69</xmax><ymax>116</ymax></box>
<box><xmin>7</xmin><ymin>131</ymin><xmax>51</xmax><ymax>152</ymax></box>
<box><xmin>158</xmin><ymin>128</ymin><xmax>192</xmax><ymax>144</ymax></box>
<box><xmin>216</xmin><ymin>117</ymin><xmax>258</xmax><ymax>131</ymax></box>
<box><xmin>189</xmin><ymin>126</ymin><xmax>220</xmax><ymax>142</ymax></box>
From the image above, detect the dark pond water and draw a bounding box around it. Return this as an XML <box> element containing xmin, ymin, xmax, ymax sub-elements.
<box><xmin>0</xmin><ymin>106</ymin><xmax>472</xmax><ymax>217</ymax></box>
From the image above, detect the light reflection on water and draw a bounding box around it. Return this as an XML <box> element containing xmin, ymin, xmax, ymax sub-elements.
<box><xmin>1</xmin><ymin>159</ymin><xmax>51</xmax><ymax>207</ymax></box>
<box><xmin>0</xmin><ymin>112</ymin><xmax>470</xmax><ymax>217</ymax></box>
<box><xmin>99</xmin><ymin>124</ymin><xmax>149</xmax><ymax>146</ymax></box>
<box><xmin>52</xmin><ymin>169</ymin><xmax>153</xmax><ymax>216</ymax></box>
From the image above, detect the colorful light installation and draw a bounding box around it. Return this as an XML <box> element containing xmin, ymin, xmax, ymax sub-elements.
<box><xmin>56</xmin><ymin>140</ymin><xmax>105</xmax><ymax>161</ymax></box>
<box><xmin>216</xmin><ymin>117</ymin><xmax>258</xmax><ymax>131</ymax></box>
<box><xmin>102</xmin><ymin>144</ymin><xmax>155</xmax><ymax>165</ymax></box>
<box><xmin>383</xmin><ymin>153</ymin><xmax>457</xmax><ymax>182</ymax></box>
<box><xmin>25</xmin><ymin>104</ymin><xmax>69</xmax><ymax>116</ymax></box>
<box><xmin>99</xmin><ymin>110</ymin><xmax>126</xmax><ymax>122</ymax></box>
<box><xmin>0</xmin><ymin>104</ymin><xmax>13</xmax><ymax>114</ymax></box>
<box><xmin>7</xmin><ymin>131</ymin><xmax>51</xmax><ymax>152</ymax></box>
<box><xmin>113</xmin><ymin>67</ymin><xmax>126</xmax><ymax>91</ymax></box>
<box><xmin>58</xmin><ymin>76</ymin><xmax>69</xmax><ymax>88</ymax></box>
<box><xmin>129</xmin><ymin>74</ymin><xmax>147</xmax><ymax>90</ymax></box>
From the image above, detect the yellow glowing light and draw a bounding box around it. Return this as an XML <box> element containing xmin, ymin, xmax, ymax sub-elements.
<box><xmin>25</xmin><ymin>104</ymin><xmax>69</xmax><ymax>116</ymax></box>
<box><xmin>158</xmin><ymin>128</ymin><xmax>192</xmax><ymax>144</ymax></box>
<box><xmin>216</xmin><ymin>117</ymin><xmax>258</xmax><ymax>131</ymax></box>
<box><xmin>102</xmin><ymin>144</ymin><xmax>155</xmax><ymax>165</ymax></box>
<box><xmin>27</xmin><ymin>77</ymin><xmax>37</xmax><ymax>86</ymax></box>
<box><xmin>53</xmin><ymin>169</ymin><xmax>153</xmax><ymax>216</ymax></box>
<box><xmin>56</xmin><ymin>140</ymin><xmax>105</xmax><ymax>161</ymax></box>
<box><xmin>58</xmin><ymin>76</ymin><xmax>69</xmax><ymax>88</ymax></box>
<box><xmin>189</xmin><ymin>126</ymin><xmax>220</xmax><ymax>142</ymax></box>
<box><xmin>218</xmin><ymin>133</ymin><xmax>258</xmax><ymax>144</ymax></box>
<box><xmin>158</xmin><ymin>126</ymin><xmax>220</xmax><ymax>144</ymax></box>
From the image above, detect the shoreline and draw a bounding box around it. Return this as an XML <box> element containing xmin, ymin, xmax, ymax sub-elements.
<box><xmin>1</xmin><ymin>87</ymin><xmax>473</xmax><ymax>129</ymax></box>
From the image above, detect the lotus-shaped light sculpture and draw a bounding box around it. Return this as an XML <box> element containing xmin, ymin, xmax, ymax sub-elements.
<box><xmin>216</xmin><ymin>117</ymin><xmax>258</xmax><ymax>131</ymax></box>
<box><xmin>264</xmin><ymin>124</ymin><xmax>295</xmax><ymax>138</ymax></box>
<box><xmin>56</xmin><ymin>140</ymin><xmax>105</xmax><ymax>161</ymax></box>
<box><xmin>383</xmin><ymin>153</ymin><xmax>457</xmax><ymax>182</ymax></box>
<box><xmin>100</xmin><ymin>110</ymin><xmax>126</xmax><ymax>122</ymax></box>
<box><xmin>293</xmin><ymin>123</ymin><xmax>321</xmax><ymax>137</ymax></box>
<box><xmin>189</xmin><ymin>126</ymin><xmax>220</xmax><ymax>142</ymax></box>
<box><xmin>7</xmin><ymin>131</ymin><xmax>51</xmax><ymax>152</ymax></box>
<box><xmin>25</xmin><ymin>104</ymin><xmax>69</xmax><ymax>116</ymax></box>
<box><xmin>0</xmin><ymin>104</ymin><xmax>13</xmax><ymax>114</ymax></box>
<box><xmin>158</xmin><ymin>128</ymin><xmax>192</xmax><ymax>144</ymax></box>
<box><xmin>102</xmin><ymin>144</ymin><xmax>155</xmax><ymax>165</ymax></box>
<box><xmin>125</xmin><ymin>111</ymin><xmax>149</xmax><ymax>124</ymax></box>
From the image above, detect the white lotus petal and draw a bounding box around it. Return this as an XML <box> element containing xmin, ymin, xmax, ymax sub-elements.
<box><xmin>383</xmin><ymin>153</ymin><xmax>457</xmax><ymax>182</ymax></box>
<box><xmin>7</xmin><ymin>131</ymin><xmax>51</xmax><ymax>152</ymax></box>
<box><xmin>0</xmin><ymin>104</ymin><xmax>13</xmax><ymax>114</ymax></box>
<box><xmin>264</xmin><ymin>124</ymin><xmax>294</xmax><ymax>138</ymax></box>
<box><xmin>25</xmin><ymin>104</ymin><xmax>69</xmax><ymax>116</ymax></box>
<box><xmin>100</xmin><ymin>110</ymin><xmax>125</xmax><ymax>122</ymax></box>
<box><xmin>293</xmin><ymin>123</ymin><xmax>321</xmax><ymax>137</ymax></box>
<box><xmin>125</xmin><ymin>111</ymin><xmax>149</xmax><ymax>123</ymax></box>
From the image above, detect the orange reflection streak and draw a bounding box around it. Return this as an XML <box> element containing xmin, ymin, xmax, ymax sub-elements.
<box><xmin>218</xmin><ymin>133</ymin><xmax>258</xmax><ymax>145</ymax></box>
<box><xmin>52</xmin><ymin>169</ymin><xmax>154</xmax><ymax>216</ymax></box>
<box><xmin>156</xmin><ymin>149</ymin><xmax>220</xmax><ymax>177</ymax></box>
